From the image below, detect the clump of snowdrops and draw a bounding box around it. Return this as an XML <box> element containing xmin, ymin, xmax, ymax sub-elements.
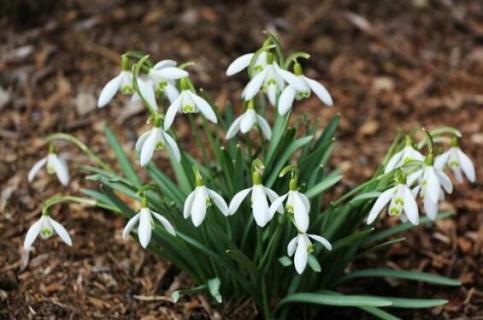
<box><xmin>25</xmin><ymin>32</ymin><xmax>475</xmax><ymax>319</ymax></box>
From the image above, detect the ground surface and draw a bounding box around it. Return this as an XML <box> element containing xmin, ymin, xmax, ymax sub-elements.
<box><xmin>0</xmin><ymin>0</ymin><xmax>482</xmax><ymax>319</ymax></box>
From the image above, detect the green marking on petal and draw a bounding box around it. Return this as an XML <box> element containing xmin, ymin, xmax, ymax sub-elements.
<box><xmin>121</xmin><ymin>85</ymin><xmax>134</xmax><ymax>94</ymax></box>
<box><xmin>389</xmin><ymin>207</ymin><xmax>401</xmax><ymax>216</ymax></box>
<box><xmin>395</xmin><ymin>197</ymin><xmax>404</xmax><ymax>206</ymax></box>
<box><xmin>47</xmin><ymin>165</ymin><xmax>55</xmax><ymax>175</ymax></box>
<box><xmin>40</xmin><ymin>227</ymin><xmax>54</xmax><ymax>239</ymax></box>
<box><xmin>182</xmin><ymin>105</ymin><xmax>195</xmax><ymax>113</ymax></box>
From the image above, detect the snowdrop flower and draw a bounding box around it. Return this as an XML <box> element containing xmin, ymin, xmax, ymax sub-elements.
<box><xmin>148</xmin><ymin>59</ymin><xmax>188</xmax><ymax>103</ymax></box>
<box><xmin>164</xmin><ymin>78</ymin><xmax>217</xmax><ymax>130</ymax></box>
<box><xmin>184</xmin><ymin>170</ymin><xmax>229</xmax><ymax>227</ymax></box>
<box><xmin>98</xmin><ymin>55</ymin><xmax>134</xmax><ymax>108</ymax></box>
<box><xmin>135</xmin><ymin>119</ymin><xmax>181</xmax><ymax>166</ymax></box>
<box><xmin>384</xmin><ymin>136</ymin><xmax>424</xmax><ymax>173</ymax></box>
<box><xmin>241</xmin><ymin>52</ymin><xmax>285</xmax><ymax>106</ymax></box>
<box><xmin>229</xmin><ymin>164</ymin><xmax>281</xmax><ymax>227</ymax></box>
<box><xmin>278</xmin><ymin>63</ymin><xmax>333</xmax><ymax>115</ymax></box>
<box><xmin>226</xmin><ymin>51</ymin><xmax>269</xmax><ymax>76</ymax></box>
<box><xmin>225</xmin><ymin>101</ymin><xmax>271</xmax><ymax>140</ymax></box>
<box><xmin>287</xmin><ymin>233</ymin><xmax>332</xmax><ymax>274</ymax></box>
<box><xmin>123</xmin><ymin>206</ymin><xmax>176</xmax><ymax>248</ymax></box>
<box><xmin>24</xmin><ymin>214</ymin><xmax>72</xmax><ymax>250</ymax></box>
<box><xmin>28</xmin><ymin>149</ymin><xmax>69</xmax><ymax>186</ymax></box>
<box><xmin>269</xmin><ymin>176</ymin><xmax>310</xmax><ymax>232</ymax></box>
<box><xmin>435</xmin><ymin>140</ymin><xmax>475</xmax><ymax>184</ymax></box>
<box><xmin>409</xmin><ymin>156</ymin><xmax>453</xmax><ymax>220</ymax></box>
<box><xmin>367</xmin><ymin>182</ymin><xmax>419</xmax><ymax>225</ymax></box>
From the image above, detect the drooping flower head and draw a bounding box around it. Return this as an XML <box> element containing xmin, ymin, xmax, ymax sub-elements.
<box><xmin>435</xmin><ymin>137</ymin><xmax>476</xmax><ymax>184</ymax></box>
<box><xmin>164</xmin><ymin>78</ymin><xmax>217</xmax><ymax>130</ymax></box>
<box><xmin>278</xmin><ymin>62</ymin><xmax>333</xmax><ymax>115</ymax></box>
<box><xmin>98</xmin><ymin>55</ymin><xmax>134</xmax><ymax>108</ymax></box>
<box><xmin>287</xmin><ymin>232</ymin><xmax>332</xmax><ymax>274</ymax></box>
<box><xmin>123</xmin><ymin>196</ymin><xmax>176</xmax><ymax>248</ymax></box>
<box><xmin>184</xmin><ymin>168</ymin><xmax>229</xmax><ymax>227</ymax></box>
<box><xmin>28</xmin><ymin>145</ymin><xmax>69</xmax><ymax>186</ymax></box>
<box><xmin>225</xmin><ymin>100</ymin><xmax>271</xmax><ymax>140</ymax></box>
<box><xmin>229</xmin><ymin>160</ymin><xmax>281</xmax><ymax>227</ymax></box>
<box><xmin>24</xmin><ymin>213</ymin><xmax>72</xmax><ymax>251</ymax></box>
<box><xmin>384</xmin><ymin>136</ymin><xmax>424</xmax><ymax>173</ymax></box>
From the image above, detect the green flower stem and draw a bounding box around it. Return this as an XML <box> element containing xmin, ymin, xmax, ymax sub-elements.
<box><xmin>42</xmin><ymin>195</ymin><xmax>97</xmax><ymax>215</ymax></box>
<box><xmin>46</xmin><ymin>133</ymin><xmax>111</xmax><ymax>170</ymax></box>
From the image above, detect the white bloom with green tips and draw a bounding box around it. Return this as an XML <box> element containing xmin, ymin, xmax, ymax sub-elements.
<box><xmin>435</xmin><ymin>146</ymin><xmax>475</xmax><ymax>184</ymax></box>
<box><xmin>384</xmin><ymin>138</ymin><xmax>424</xmax><ymax>173</ymax></box>
<box><xmin>225</xmin><ymin>102</ymin><xmax>271</xmax><ymax>140</ymax></box>
<box><xmin>367</xmin><ymin>184</ymin><xmax>419</xmax><ymax>225</ymax></box>
<box><xmin>269</xmin><ymin>189</ymin><xmax>311</xmax><ymax>233</ymax></box>
<box><xmin>135</xmin><ymin>126</ymin><xmax>181</xmax><ymax>165</ymax></box>
<box><xmin>24</xmin><ymin>215</ymin><xmax>72</xmax><ymax>250</ymax></box>
<box><xmin>184</xmin><ymin>181</ymin><xmax>229</xmax><ymax>227</ymax></box>
<box><xmin>287</xmin><ymin>233</ymin><xmax>332</xmax><ymax>274</ymax></box>
<box><xmin>28</xmin><ymin>153</ymin><xmax>69</xmax><ymax>186</ymax></box>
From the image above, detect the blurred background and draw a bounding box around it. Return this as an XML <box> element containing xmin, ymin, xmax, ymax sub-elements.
<box><xmin>0</xmin><ymin>0</ymin><xmax>481</xmax><ymax>318</ymax></box>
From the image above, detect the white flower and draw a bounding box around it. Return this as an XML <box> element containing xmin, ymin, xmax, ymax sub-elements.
<box><xmin>148</xmin><ymin>60</ymin><xmax>188</xmax><ymax>103</ymax></box>
<box><xmin>123</xmin><ymin>207</ymin><xmax>175</xmax><ymax>248</ymax></box>
<box><xmin>226</xmin><ymin>52</ymin><xmax>267</xmax><ymax>76</ymax></box>
<box><xmin>24</xmin><ymin>215</ymin><xmax>72</xmax><ymax>250</ymax></box>
<box><xmin>287</xmin><ymin>233</ymin><xmax>332</xmax><ymax>274</ymax></box>
<box><xmin>269</xmin><ymin>190</ymin><xmax>310</xmax><ymax>232</ymax></box>
<box><xmin>28</xmin><ymin>153</ymin><xmax>69</xmax><ymax>186</ymax></box>
<box><xmin>184</xmin><ymin>186</ymin><xmax>229</xmax><ymax>227</ymax></box>
<box><xmin>384</xmin><ymin>142</ymin><xmax>424</xmax><ymax>173</ymax></box>
<box><xmin>135</xmin><ymin>126</ymin><xmax>181</xmax><ymax>166</ymax></box>
<box><xmin>409</xmin><ymin>164</ymin><xmax>453</xmax><ymax>220</ymax></box>
<box><xmin>435</xmin><ymin>147</ymin><xmax>475</xmax><ymax>183</ymax></box>
<box><xmin>164</xmin><ymin>89</ymin><xmax>217</xmax><ymax>130</ymax></box>
<box><xmin>98</xmin><ymin>70</ymin><xmax>133</xmax><ymax>108</ymax></box>
<box><xmin>229</xmin><ymin>184</ymin><xmax>281</xmax><ymax>227</ymax></box>
<box><xmin>225</xmin><ymin>108</ymin><xmax>271</xmax><ymax>140</ymax></box>
<box><xmin>241</xmin><ymin>52</ymin><xmax>285</xmax><ymax>106</ymax></box>
<box><xmin>366</xmin><ymin>184</ymin><xmax>419</xmax><ymax>225</ymax></box>
<box><xmin>278</xmin><ymin>64</ymin><xmax>333</xmax><ymax>115</ymax></box>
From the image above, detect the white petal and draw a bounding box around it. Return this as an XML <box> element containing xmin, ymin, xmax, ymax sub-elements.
<box><xmin>207</xmin><ymin>189</ymin><xmax>230</xmax><ymax>216</ymax></box>
<box><xmin>190</xmin><ymin>92</ymin><xmax>217</xmax><ymax>123</ymax></box>
<box><xmin>367</xmin><ymin>187</ymin><xmax>396</xmax><ymax>224</ymax></box>
<box><xmin>164</xmin><ymin>95</ymin><xmax>182</xmax><ymax>129</ymax></box>
<box><xmin>28</xmin><ymin>157</ymin><xmax>47</xmax><ymax>182</ymax></box>
<box><xmin>266</xmin><ymin>84</ymin><xmax>277</xmax><ymax>106</ymax></box>
<box><xmin>268</xmin><ymin>194</ymin><xmax>288</xmax><ymax>217</ymax></box>
<box><xmin>408</xmin><ymin>147</ymin><xmax>424</xmax><ymax>162</ymax></box>
<box><xmin>287</xmin><ymin>236</ymin><xmax>298</xmax><ymax>256</ymax></box>
<box><xmin>138</xmin><ymin>77</ymin><xmax>158</xmax><ymax>110</ymax></box>
<box><xmin>24</xmin><ymin>218</ymin><xmax>43</xmax><ymax>250</ymax></box>
<box><xmin>298</xmin><ymin>192</ymin><xmax>311</xmax><ymax>213</ymax></box>
<box><xmin>122</xmin><ymin>214</ymin><xmax>140</xmax><ymax>239</ymax></box>
<box><xmin>407</xmin><ymin>169</ymin><xmax>423</xmax><ymax>186</ymax></box>
<box><xmin>153</xmin><ymin>59</ymin><xmax>177</xmax><ymax>69</ymax></box>
<box><xmin>49</xmin><ymin>217</ymin><xmax>72</xmax><ymax>246</ymax></box>
<box><xmin>411</xmin><ymin>185</ymin><xmax>421</xmax><ymax>198</ymax></box>
<box><xmin>183</xmin><ymin>191</ymin><xmax>196</xmax><ymax>219</ymax></box>
<box><xmin>264</xmin><ymin>187</ymin><xmax>281</xmax><ymax>215</ymax></box>
<box><xmin>152</xmin><ymin>67</ymin><xmax>188</xmax><ymax>79</ymax></box>
<box><xmin>452</xmin><ymin>167</ymin><xmax>464</xmax><ymax>184</ymax></box>
<box><xmin>152</xmin><ymin>211</ymin><xmax>176</xmax><ymax>236</ymax></box>
<box><xmin>98</xmin><ymin>74</ymin><xmax>122</xmax><ymax>107</ymax></box>
<box><xmin>242</xmin><ymin>69</ymin><xmax>267</xmax><ymax>100</ymax></box>
<box><xmin>308</xmin><ymin>234</ymin><xmax>332</xmax><ymax>251</ymax></box>
<box><xmin>226</xmin><ymin>53</ymin><xmax>254</xmax><ymax>76</ymax></box>
<box><xmin>402</xmin><ymin>186</ymin><xmax>419</xmax><ymax>225</ymax></box>
<box><xmin>384</xmin><ymin>150</ymin><xmax>403</xmax><ymax>173</ymax></box>
<box><xmin>457</xmin><ymin>149</ymin><xmax>476</xmax><ymax>183</ymax></box>
<box><xmin>293</xmin><ymin>193</ymin><xmax>310</xmax><ymax>232</ymax></box>
<box><xmin>140</xmin><ymin>128</ymin><xmax>161</xmax><ymax>166</ymax></box>
<box><xmin>424</xmin><ymin>196</ymin><xmax>438</xmax><ymax>220</ymax></box>
<box><xmin>164</xmin><ymin>82</ymin><xmax>180</xmax><ymax>103</ymax></box>
<box><xmin>49</xmin><ymin>155</ymin><xmax>69</xmax><ymax>186</ymax></box>
<box><xmin>278</xmin><ymin>86</ymin><xmax>296</xmax><ymax>115</ymax></box>
<box><xmin>425</xmin><ymin>167</ymin><xmax>441</xmax><ymax>203</ymax></box>
<box><xmin>138</xmin><ymin>209</ymin><xmax>152</xmax><ymax>248</ymax></box>
<box><xmin>162</xmin><ymin>131</ymin><xmax>181</xmax><ymax>162</ymax></box>
<box><xmin>275</xmin><ymin>67</ymin><xmax>306</xmax><ymax>92</ymax></box>
<box><xmin>229</xmin><ymin>188</ymin><xmax>252</xmax><ymax>215</ymax></box>
<box><xmin>251</xmin><ymin>185</ymin><xmax>270</xmax><ymax>227</ymax></box>
<box><xmin>135</xmin><ymin>130</ymin><xmax>151</xmax><ymax>153</ymax></box>
<box><xmin>240</xmin><ymin>110</ymin><xmax>256</xmax><ymax>133</ymax></box>
<box><xmin>304</xmin><ymin>76</ymin><xmax>333</xmax><ymax>106</ymax></box>
<box><xmin>294</xmin><ymin>235</ymin><xmax>308</xmax><ymax>274</ymax></box>
<box><xmin>437</xmin><ymin>170</ymin><xmax>453</xmax><ymax>194</ymax></box>
<box><xmin>225</xmin><ymin>116</ymin><xmax>242</xmax><ymax>139</ymax></box>
<box><xmin>191</xmin><ymin>187</ymin><xmax>208</xmax><ymax>227</ymax></box>
<box><xmin>434</xmin><ymin>150</ymin><xmax>450</xmax><ymax>170</ymax></box>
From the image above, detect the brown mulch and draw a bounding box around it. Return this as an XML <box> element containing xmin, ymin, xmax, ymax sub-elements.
<box><xmin>0</xmin><ymin>0</ymin><xmax>482</xmax><ymax>319</ymax></box>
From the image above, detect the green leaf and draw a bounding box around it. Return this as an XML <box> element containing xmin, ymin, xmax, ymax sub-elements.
<box><xmin>225</xmin><ymin>249</ymin><xmax>259</xmax><ymax>283</ymax></box>
<box><xmin>207</xmin><ymin>278</ymin><xmax>222</xmax><ymax>303</ymax></box>
<box><xmin>278</xmin><ymin>256</ymin><xmax>293</xmax><ymax>267</ymax></box>
<box><xmin>338</xmin><ymin>268</ymin><xmax>461</xmax><ymax>286</ymax></box>
<box><xmin>305</xmin><ymin>170</ymin><xmax>342</xmax><ymax>199</ymax></box>
<box><xmin>382</xmin><ymin>297</ymin><xmax>448</xmax><ymax>309</ymax></box>
<box><xmin>103</xmin><ymin>124</ymin><xmax>141</xmax><ymax>188</ymax></box>
<box><xmin>279</xmin><ymin>293</ymin><xmax>392</xmax><ymax>308</ymax></box>
<box><xmin>359</xmin><ymin>306</ymin><xmax>401</xmax><ymax>320</ymax></box>
<box><xmin>349</xmin><ymin>191</ymin><xmax>381</xmax><ymax>205</ymax></box>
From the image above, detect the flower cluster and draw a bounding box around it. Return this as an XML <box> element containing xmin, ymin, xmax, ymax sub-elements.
<box><xmin>368</xmin><ymin>135</ymin><xmax>475</xmax><ymax>225</ymax></box>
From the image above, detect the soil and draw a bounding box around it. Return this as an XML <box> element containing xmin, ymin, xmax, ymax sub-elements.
<box><xmin>0</xmin><ymin>0</ymin><xmax>482</xmax><ymax>319</ymax></box>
